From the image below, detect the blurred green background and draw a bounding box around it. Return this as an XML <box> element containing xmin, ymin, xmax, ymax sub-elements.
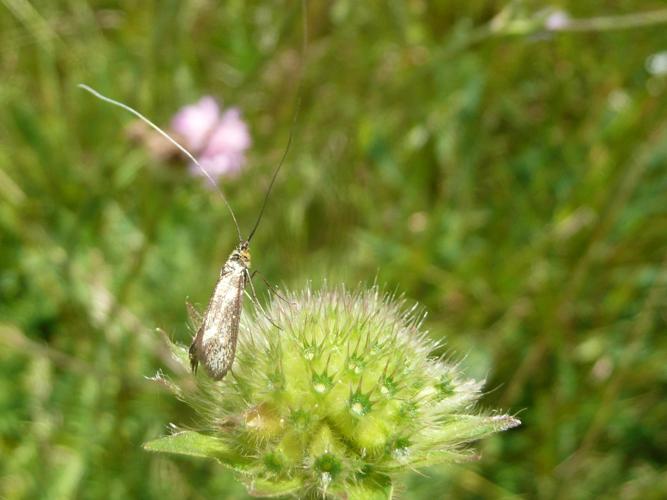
<box><xmin>1</xmin><ymin>1</ymin><xmax>667</xmax><ymax>498</ymax></box>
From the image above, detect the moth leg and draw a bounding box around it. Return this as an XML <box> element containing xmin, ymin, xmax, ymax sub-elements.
<box><xmin>244</xmin><ymin>269</ymin><xmax>282</xmax><ymax>330</ymax></box>
<box><xmin>187</xmin><ymin>299</ymin><xmax>203</xmax><ymax>376</ymax></box>
<box><xmin>251</xmin><ymin>268</ymin><xmax>294</xmax><ymax>306</ymax></box>
<box><xmin>188</xmin><ymin>342</ymin><xmax>199</xmax><ymax>374</ymax></box>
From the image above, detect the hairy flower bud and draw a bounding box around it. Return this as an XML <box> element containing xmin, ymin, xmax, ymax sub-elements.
<box><xmin>145</xmin><ymin>287</ymin><xmax>519</xmax><ymax>498</ymax></box>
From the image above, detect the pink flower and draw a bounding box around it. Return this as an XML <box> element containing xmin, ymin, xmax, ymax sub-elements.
<box><xmin>170</xmin><ymin>96</ymin><xmax>251</xmax><ymax>179</ymax></box>
<box><xmin>202</xmin><ymin>109</ymin><xmax>251</xmax><ymax>154</ymax></box>
<box><xmin>171</xmin><ymin>96</ymin><xmax>220</xmax><ymax>152</ymax></box>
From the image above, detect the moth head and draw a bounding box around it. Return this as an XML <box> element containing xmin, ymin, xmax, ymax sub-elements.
<box><xmin>236</xmin><ymin>240</ymin><xmax>251</xmax><ymax>267</ymax></box>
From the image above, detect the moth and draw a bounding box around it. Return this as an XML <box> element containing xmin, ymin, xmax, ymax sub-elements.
<box><xmin>187</xmin><ymin>132</ymin><xmax>290</xmax><ymax>380</ymax></box>
<box><xmin>79</xmin><ymin>82</ymin><xmax>297</xmax><ymax>381</ymax></box>
<box><xmin>188</xmin><ymin>240</ymin><xmax>251</xmax><ymax>379</ymax></box>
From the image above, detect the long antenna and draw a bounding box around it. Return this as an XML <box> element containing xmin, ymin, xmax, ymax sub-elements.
<box><xmin>78</xmin><ymin>83</ymin><xmax>243</xmax><ymax>243</ymax></box>
<box><xmin>247</xmin><ymin>0</ymin><xmax>308</xmax><ymax>243</ymax></box>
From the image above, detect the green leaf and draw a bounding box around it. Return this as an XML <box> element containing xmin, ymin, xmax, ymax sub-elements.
<box><xmin>147</xmin><ymin>371</ymin><xmax>184</xmax><ymax>398</ymax></box>
<box><xmin>143</xmin><ymin>431</ymin><xmax>231</xmax><ymax>458</ymax></box>
<box><xmin>247</xmin><ymin>477</ymin><xmax>304</xmax><ymax>497</ymax></box>
<box><xmin>428</xmin><ymin>415</ymin><xmax>521</xmax><ymax>445</ymax></box>
<box><xmin>143</xmin><ymin>431</ymin><xmax>252</xmax><ymax>473</ymax></box>
<box><xmin>164</xmin><ymin>336</ymin><xmax>191</xmax><ymax>371</ymax></box>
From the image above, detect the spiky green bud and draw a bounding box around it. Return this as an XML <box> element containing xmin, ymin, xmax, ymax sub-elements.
<box><xmin>145</xmin><ymin>287</ymin><xmax>519</xmax><ymax>498</ymax></box>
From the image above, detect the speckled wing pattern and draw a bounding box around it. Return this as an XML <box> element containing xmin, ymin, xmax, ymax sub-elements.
<box><xmin>189</xmin><ymin>256</ymin><xmax>247</xmax><ymax>380</ymax></box>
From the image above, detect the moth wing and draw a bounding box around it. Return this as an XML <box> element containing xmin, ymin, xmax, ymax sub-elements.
<box><xmin>190</xmin><ymin>267</ymin><xmax>246</xmax><ymax>379</ymax></box>
<box><xmin>186</xmin><ymin>300</ymin><xmax>204</xmax><ymax>326</ymax></box>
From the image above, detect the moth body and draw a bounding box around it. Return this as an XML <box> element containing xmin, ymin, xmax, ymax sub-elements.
<box><xmin>189</xmin><ymin>241</ymin><xmax>251</xmax><ymax>380</ymax></box>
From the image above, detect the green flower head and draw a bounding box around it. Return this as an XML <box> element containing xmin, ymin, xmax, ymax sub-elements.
<box><xmin>146</xmin><ymin>286</ymin><xmax>519</xmax><ymax>498</ymax></box>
